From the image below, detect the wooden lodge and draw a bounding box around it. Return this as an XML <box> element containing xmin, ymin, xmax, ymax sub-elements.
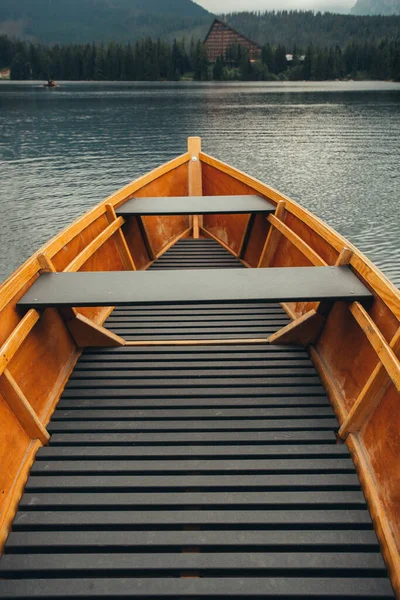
<box><xmin>204</xmin><ymin>18</ymin><xmax>261</xmax><ymax>63</ymax></box>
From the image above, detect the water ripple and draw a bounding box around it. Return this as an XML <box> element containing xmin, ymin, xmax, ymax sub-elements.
<box><xmin>0</xmin><ymin>81</ymin><xmax>399</xmax><ymax>288</ymax></box>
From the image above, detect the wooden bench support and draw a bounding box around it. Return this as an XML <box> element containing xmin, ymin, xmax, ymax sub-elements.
<box><xmin>339</xmin><ymin>327</ymin><xmax>400</xmax><ymax>438</ymax></box>
<box><xmin>268</xmin><ymin>309</ymin><xmax>326</xmax><ymax>347</ymax></box>
<box><xmin>136</xmin><ymin>216</ymin><xmax>155</xmax><ymax>261</ymax></box>
<box><xmin>66</xmin><ymin>313</ymin><xmax>125</xmax><ymax>348</ymax></box>
<box><xmin>105</xmin><ymin>204</ymin><xmax>136</xmax><ymax>271</ymax></box>
<box><xmin>0</xmin><ymin>370</ymin><xmax>49</xmax><ymax>445</ymax></box>
<box><xmin>257</xmin><ymin>201</ymin><xmax>286</xmax><ymax>267</ymax></box>
<box><xmin>238</xmin><ymin>214</ymin><xmax>256</xmax><ymax>259</ymax></box>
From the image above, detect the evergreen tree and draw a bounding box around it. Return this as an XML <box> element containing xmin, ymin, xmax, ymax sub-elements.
<box><xmin>213</xmin><ymin>55</ymin><xmax>224</xmax><ymax>80</ymax></box>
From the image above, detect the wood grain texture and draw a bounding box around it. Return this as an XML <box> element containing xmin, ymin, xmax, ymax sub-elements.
<box><xmin>188</xmin><ymin>137</ymin><xmax>202</xmax><ymax>238</ymax></box>
<box><xmin>349</xmin><ymin>302</ymin><xmax>400</xmax><ymax>393</ymax></box>
<box><xmin>268</xmin><ymin>214</ymin><xmax>328</xmax><ymax>267</ymax></box>
<box><xmin>243</xmin><ymin>213</ymin><xmax>271</xmax><ymax>267</ymax></box>
<box><xmin>308</xmin><ymin>346</ymin><xmax>347</xmax><ymax>424</ymax></box>
<box><xmin>67</xmin><ymin>314</ymin><xmax>125</xmax><ymax>348</ymax></box>
<box><xmin>269</xmin><ymin>309</ymin><xmax>325</xmax><ymax>347</ymax></box>
<box><xmin>347</xmin><ymin>433</ymin><xmax>400</xmax><ymax>598</ymax></box>
<box><xmin>0</xmin><ymin>370</ymin><xmax>49</xmax><ymax>444</ymax></box>
<box><xmin>0</xmin><ymin>434</ymin><xmax>40</xmax><ymax>555</ymax></box>
<box><xmin>339</xmin><ymin>328</ymin><xmax>400</xmax><ymax>437</ymax></box>
<box><xmin>105</xmin><ymin>204</ymin><xmax>136</xmax><ymax>271</ymax></box>
<box><xmin>64</xmin><ymin>218</ymin><xmax>125</xmax><ymax>273</ymax></box>
<box><xmin>0</xmin><ymin>310</ymin><xmax>40</xmax><ymax>377</ymax></box>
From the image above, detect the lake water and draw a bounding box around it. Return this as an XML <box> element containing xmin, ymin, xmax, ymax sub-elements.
<box><xmin>0</xmin><ymin>81</ymin><xmax>399</xmax><ymax>286</ymax></box>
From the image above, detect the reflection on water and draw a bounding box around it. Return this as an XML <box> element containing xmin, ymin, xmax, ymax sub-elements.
<box><xmin>0</xmin><ymin>81</ymin><xmax>399</xmax><ymax>286</ymax></box>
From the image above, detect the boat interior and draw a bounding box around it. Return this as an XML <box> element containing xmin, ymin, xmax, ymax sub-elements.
<box><xmin>0</xmin><ymin>138</ymin><xmax>399</xmax><ymax>598</ymax></box>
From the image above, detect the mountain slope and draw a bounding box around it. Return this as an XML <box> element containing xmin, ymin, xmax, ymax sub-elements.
<box><xmin>223</xmin><ymin>11</ymin><xmax>400</xmax><ymax>48</ymax></box>
<box><xmin>0</xmin><ymin>0</ymin><xmax>212</xmax><ymax>44</ymax></box>
<box><xmin>351</xmin><ymin>0</ymin><xmax>400</xmax><ymax>14</ymax></box>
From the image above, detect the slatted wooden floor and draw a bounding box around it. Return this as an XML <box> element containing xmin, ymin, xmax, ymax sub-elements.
<box><xmin>0</xmin><ymin>239</ymin><xmax>394</xmax><ymax>598</ymax></box>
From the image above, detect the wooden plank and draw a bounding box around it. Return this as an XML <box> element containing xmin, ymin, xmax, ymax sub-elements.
<box><xmin>35</xmin><ymin>444</ymin><xmax>348</xmax><ymax>459</ymax></box>
<box><xmin>0</xmin><ymin>310</ymin><xmax>40</xmax><ymax>377</ymax></box>
<box><xmin>5</xmin><ymin>529</ymin><xmax>380</xmax><ymax>552</ymax></box>
<box><xmin>11</xmin><ymin>509</ymin><xmax>370</xmax><ymax>528</ymax></box>
<box><xmin>64</xmin><ymin>217</ymin><xmax>125</xmax><ymax>273</ymax></box>
<box><xmin>0</xmin><ymin>577</ymin><xmax>394</xmax><ymax>598</ymax></box>
<box><xmin>48</xmin><ymin>419</ymin><xmax>338</xmax><ymax>432</ymax></box>
<box><xmin>58</xmin><ymin>396</ymin><xmax>328</xmax><ymax>409</ymax></box>
<box><xmin>105</xmin><ymin>204</ymin><xmax>136</xmax><ymax>270</ymax></box>
<box><xmin>349</xmin><ymin>302</ymin><xmax>400</xmax><ymax>393</ymax></box>
<box><xmin>0</xmin><ymin>552</ymin><xmax>385</xmax><ymax>576</ymax></box>
<box><xmin>30</xmin><ymin>457</ymin><xmax>353</xmax><ymax>474</ymax></box>
<box><xmin>17</xmin><ymin>267</ymin><xmax>372</xmax><ymax>309</ymax></box>
<box><xmin>188</xmin><ymin>137</ymin><xmax>202</xmax><ymax>239</ymax></box>
<box><xmin>64</xmin><ymin>375</ymin><xmax>322</xmax><ymax>388</ymax></box>
<box><xmin>49</xmin><ymin>430</ymin><xmax>337</xmax><ymax>445</ymax></box>
<box><xmin>268</xmin><ymin>214</ymin><xmax>328</xmax><ymax>267</ymax></box>
<box><xmin>60</xmin><ymin>386</ymin><xmax>327</xmax><ymax>401</ymax></box>
<box><xmin>339</xmin><ymin>328</ymin><xmax>400</xmax><ymax>437</ymax></box>
<box><xmin>268</xmin><ymin>309</ymin><xmax>326</xmax><ymax>347</ymax></box>
<box><xmin>18</xmin><ymin>489</ymin><xmax>365</xmax><ymax>509</ymax></box>
<box><xmin>258</xmin><ymin>200</ymin><xmax>286</xmax><ymax>267</ymax></box>
<box><xmin>0</xmin><ymin>370</ymin><xmax>49</xmax><ymax>445</ymax></box>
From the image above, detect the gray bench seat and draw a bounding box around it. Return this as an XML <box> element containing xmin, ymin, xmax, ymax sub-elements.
<box><xmin>116</xmin><ymin>195</ymin><xmax>275</xmax><ymax>216</ymax></box>
<box><xmin>18</xmin><ymin>267</ymin><xmax>372</xmax><ymax>309</ymax></box>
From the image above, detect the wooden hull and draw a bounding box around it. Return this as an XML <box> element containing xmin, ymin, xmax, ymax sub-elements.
<box><xmin>0</xmin><ymin>138</ymin><xmax>399</xmax><ymax>595</ymax></box>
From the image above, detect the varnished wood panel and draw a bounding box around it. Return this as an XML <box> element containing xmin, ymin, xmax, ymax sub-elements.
<box><xmin>271</xmin><ymin>235</ymin><xmax>312</xmax><ymax>269</ymax></box>
<box><xmin>51</xmin><ymin>215</ymin><xmax>109</xmax><ymax>272</ymax></box>
<box><xmin>284</xmin><ymin>212</ymin><xmax>339</xmax><ymax>267</ymax></box>
<box><xmin>7</xmin><ymin>308</ymin><xmax>77</xmax><ymax>423</ymax></box>
<box><xmin>0</xmin><ymin>395</ymin><xmax>32</xmax><ymax>545</ymax></box>
<box><xmin>316</xmin><ymin>302</ymin><xmax>380</xmax><ymax>413</ymax></box>
<box><xmin>142</xmin><ymin>215</ymin><xmax>190</xmax><ymax>256</ymax></box>
<box><xmin>0</xmin><ymin>276</ymin><xmax>39</xmax><ymax>346</ymax></box>
<box><xmin>360</xmin><ymin>383</ymin><xmax>400</xmax><ymax>545</ymax></box>
<box><xmin>122</xmin><ymin>217</ymin><xmax>151</xmax><ymax>270</ymax></box>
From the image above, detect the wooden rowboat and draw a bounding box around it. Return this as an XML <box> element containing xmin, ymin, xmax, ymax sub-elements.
<box><xmin>0</xmin><ymin>137</ymin><xmax>399</xmax><ymax>598</ymax></box>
